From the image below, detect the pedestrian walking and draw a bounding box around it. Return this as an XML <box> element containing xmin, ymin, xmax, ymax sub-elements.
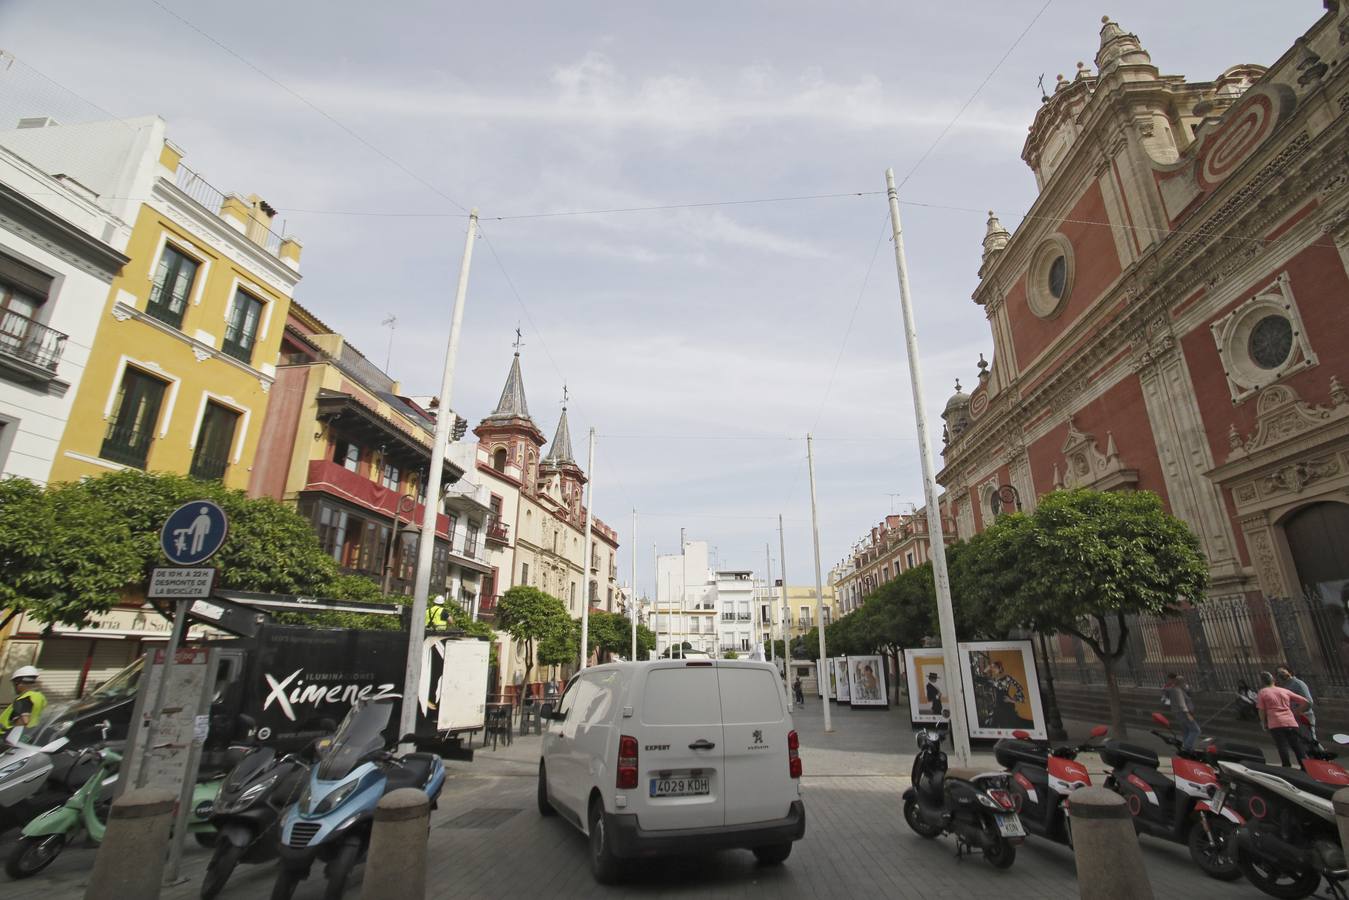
<box><xmin>1165</xmin><ymin>673</ymin><xmax>1201</xmax><ymax>752</ymax></box>
<box><xmin>1276</xmin><ymin>665</ymin><xmax>1317</xmax><ymax>746</ymax></box>
<box><xmin>1256</xmin><ymin>670</ymin><xmax>1311</xmax><ymax>767</ymax></box>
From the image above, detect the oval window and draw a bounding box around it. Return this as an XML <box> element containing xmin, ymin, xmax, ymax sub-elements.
<box><xmin>1248</xmin><ymin>315</ymin><xmax>1293</xmax><ymax>370</ymax></box>
<box><xmin>1048</xmin><ymin>255</ymin><xmax>1068</xmax><ymax>300</ymax></box>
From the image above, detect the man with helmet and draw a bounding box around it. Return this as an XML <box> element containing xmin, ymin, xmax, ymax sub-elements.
<box><xmin>0</xmin><ymin>666</ymin><xmax>46</xmax><ymax>743</ymax></box>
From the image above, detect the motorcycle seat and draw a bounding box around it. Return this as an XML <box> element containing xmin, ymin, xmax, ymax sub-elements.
<box><xmin>1101</xmin><ymin>740</ymin><xmax>1160</xmax><ymax>770</ymax></box>
<box><xmin>1244</xmin><ymin>763</ymin><xmax>1341</xmax><ymax>800</ymax></box>
<box><xmin>944</xmin><ymin>767</ymin><xmax>988</xmax><ymax>783</ymax></box>
<box><xmin>384</xmin><ymin>753</ymin><xmax>437</xmax><ymax>792</ymax></box>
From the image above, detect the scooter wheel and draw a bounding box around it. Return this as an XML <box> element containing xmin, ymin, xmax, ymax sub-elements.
<box><xmin>984</xmin><ymin>838</ymin><xmax>1017</xmax><ymax>870</ymax></box>
<box><xmin>1186</xmin><ymin>818</ymin><xmax>1241</xmax><ymax>881</ymax></box>
<box><xmin>1236</xmin><ymin>853</ymin><xmax>1322</xmax><ymax>900</ymax></box>
<box><xmin>270</xmin><ymin>866</ymin><xmax>302</xmax><ymax>900</ymax></box>
<box><xmin>902</xmin><ymin>796</ymin><xmax>941</xmax><ymax>839</ymax></box>
<box><xmin>5</xmin><ymin>833</ymin><xmax>67</xmax><ymax>879</ymax></box>
<box><xmin>323</xmin><ymin>840</ymin><xmax>362</xmax><ymax>900</ymax></box>
<box><xmin>194</xmin><ymin>831</ymin><xmax>218</xmax><ymax>849</ymax></box>
<box><xmin>201</xmin><ymin>839</ymin><xmax>246</xmax><ymax>900</ymax></box>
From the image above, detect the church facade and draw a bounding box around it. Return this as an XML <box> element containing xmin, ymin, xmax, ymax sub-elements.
<box><xmin>936</xmin><ymin>7</ymin><xmax>1349</xmax><ymax>677</ymax></box>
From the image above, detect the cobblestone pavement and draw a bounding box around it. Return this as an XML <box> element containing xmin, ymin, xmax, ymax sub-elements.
<box><xmin>1</xmin><ymin>699</ymin><xmax>1282</xmax><ymax>898</ymax></box>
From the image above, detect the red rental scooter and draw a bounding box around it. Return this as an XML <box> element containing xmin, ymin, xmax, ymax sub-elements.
<box><xmin>994</xmin><ymin>725</ymin><xmax>1107</xmax><ymax>846</ymax></box>
<box><xmin>1103</xmin><ymin>712</ymin><xmax>1264</xmax><ymax>880</ymax></box>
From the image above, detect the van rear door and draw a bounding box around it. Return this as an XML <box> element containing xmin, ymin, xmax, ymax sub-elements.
<box><xmin>632</xmin><ymin>662</ymin><xmax>725</xmax><ymax>830</ymax></box>
<box><xmin>717</xmin><ymin>663</ymin><xmax>797</xmax><ymax>826</ymax></box>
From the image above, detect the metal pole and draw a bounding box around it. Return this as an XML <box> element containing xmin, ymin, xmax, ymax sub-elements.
<box><xmin>805</xmin><ymin>435</ymin><xmax>833</xmax><ymax>733</ymax></box>
<box><xmin>885</xmin><ymin>168</ymin><xmax>970</xmax><ymax>765</ymax></box>
<box><xmin>138</xmin><ymin>598</ymin><xmax>189</xmax><ymax>788</ymax></box>
<box><xmin>581</xmin><ymin>428</ymin><xmax>597</xmax><ymax>669</ymax></box>
<box><xmin>765</xmin><ymin>544</ymin><xmax>774</xmax><ymax>663</ymax></box>
<box><xmin>631</xmin><ymin>509</ymin><xmax>638</xmax><ymax>660</ymax></box>
<box><xmin>778</xmin><ymin>514</ymin><xmax>790</xmax><ymax>697</ymax></box>
<box><xmin>680</xmin><ymin>528</ymin><xmax>687</xmax><ymax>657</ymax></box>
<box><xmin>401</xmin><ymin>209</ymin><xmax>478</xmax><ymax>747</ymax></box>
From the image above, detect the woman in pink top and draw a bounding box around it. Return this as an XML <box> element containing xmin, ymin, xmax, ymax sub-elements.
<box><xmin>1257</xmin><ymin>670</ymin><xmax>1311</xmax><ymax>767</ymax></box>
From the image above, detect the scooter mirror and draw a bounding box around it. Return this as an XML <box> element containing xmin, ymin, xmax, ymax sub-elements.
<box><xmin>1333</xmin><ymin>734</ymin><xmax>1349</xmax><ymax>745</ymax></box>
<box><xmin>1012</xmin><ymin>730</ymin><xmax>1030</xmax><ymax>740</ymax></box>
<box><xmin>1151</xmin><ymin>712</ymin><xmax>1170</xmax><ymax>727</ymax></box>
<box><xmin>1090</xmin><ymin>725</ymin><xmax>1109</xmax><ymax>738</ymax></box>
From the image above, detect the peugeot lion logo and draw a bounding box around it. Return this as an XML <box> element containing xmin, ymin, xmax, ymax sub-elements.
<box><xmin>753</xmin><ymin>729</ymin><xmax>764</xmax><ymax>744</ymax></box>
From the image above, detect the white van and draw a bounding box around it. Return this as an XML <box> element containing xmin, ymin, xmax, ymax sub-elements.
<box><xmin>537</xmin><ymin>659</ymin><xmax>806</xmax><ymax>883</ymax></box>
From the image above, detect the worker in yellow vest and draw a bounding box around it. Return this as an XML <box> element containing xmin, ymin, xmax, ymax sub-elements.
<box><xmin>426</xmin><ymin>595</ymin><xmax>451</xmax><ymax>632</ymax></box>
<box><xmin>1</xmin><ymin>666</ymin><xmax>46</xmax><ymax>744</ymax></box>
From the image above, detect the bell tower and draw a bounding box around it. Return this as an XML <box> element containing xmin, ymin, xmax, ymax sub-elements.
<box><xmin>475</xmin><ymin>334</ymin><xmax>546</xmax><ymax>491</ymax></box>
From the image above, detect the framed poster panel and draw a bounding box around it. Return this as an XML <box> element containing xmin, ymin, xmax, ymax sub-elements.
<box><xmin>959</xmin><ymin>640</ymin><xmax>1046</xmax><ymax>740</ymax></box>
<box><xmin>833</xmin><ymin>658</ymin><xmax>851</xmax><ymax>703</ymax></box>
<box><xmin>847</xmin><ymin>654</ymin><xmax>888</xmax><ymax>708</ymax></box>
<box><xmin>903</xmin><ymin>648</ymin><xmax>951</xmax><ymax>724</ymax></box>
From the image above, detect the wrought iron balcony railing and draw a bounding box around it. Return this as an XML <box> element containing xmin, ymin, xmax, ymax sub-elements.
<box><xmin>100</xmin><ymin>422</ymin><xmax>154</xmax><ymax>469</ymax></box>
<box><xmin>0</xmin><ymin>308</ymin><xmax>67</xmax><ymax>374</ymax></box>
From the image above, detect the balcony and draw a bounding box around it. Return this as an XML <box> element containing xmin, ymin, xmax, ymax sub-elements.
<box><xmin>485</xmin><ymin>516</ymin><xmax>510</xmax><ymax>545</ymax></box>
<box><xmin>0</xmin><ymin>308</ymin><xmax>67</xmax><ymax>383</ymax></box>
<box><xmin>477</xmin><ymin>594</ymin><xmax>497</xmax><ymax>624</ymax></box>
<box><xmin>189</xmin><ymin>450</ymin><xmax>229</xmax><ymax>482</ymax></box>
<box><xmin>737</xmin><ymin>613</ymin><xmax>753</xmax><ymax>621</ymax></box>
<box><xmin>444</xmin><ymin>479</ymin><xmax>492</xmax><ymax>514</ymax></box>
<box><xmin>99</xmin><ymin>422</ymin><xmax>153</xmax><ymax>469</ymax></box>
<box><xmin>304</xmin><ymin>458</ymin><xmax>451</xmax><ymax>538</ymax></box>
<box><xmin>721</xmin><ymin>613</ymin><xmax>736</xmax><ymax>622</ymax></box>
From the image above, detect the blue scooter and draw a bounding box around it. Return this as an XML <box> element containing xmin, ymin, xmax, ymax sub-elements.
<box><xmin>273</xmin><ymin>699</ymin><xmax>444</xmax><ymax>899</ymax></box>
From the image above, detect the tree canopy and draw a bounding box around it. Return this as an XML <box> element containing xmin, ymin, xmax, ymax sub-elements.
<box><xmin>497</xmin><ymin>585</ymin><xmax>574</xmax><ymax>682</ymax></box>
<box><xmin>0</xmin><ymin>471</ymin><xmax>400</xmax><ymax>628</ymax></box>
<box><xmin>585</xmin><ymin>609</ymin><xmax>656</xmax><ymax>662</ymax></box>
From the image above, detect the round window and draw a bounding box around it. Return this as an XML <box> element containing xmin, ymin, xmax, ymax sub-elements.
<box><xmin>1248</xmin><ymin>315</ymin><xmax>1293</xmax><ymax>370</ymax></box>
<box><xmin>1048</xmin><ymin>255</ymin><xmax>1067</xmax><ymax>299</ymax></box>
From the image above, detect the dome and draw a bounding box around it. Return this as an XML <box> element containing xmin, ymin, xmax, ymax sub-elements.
<box><xmin>942</xmin><ymin>380</ymin><xmax>970</xmax><ymax>418</ymax></box>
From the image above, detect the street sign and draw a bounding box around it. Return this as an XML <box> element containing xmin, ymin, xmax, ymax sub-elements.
<box><xmin>148</xmin><ymin>566</ymin><xmax>217</xmax><ymax>599</ymax></box>
<box><xmin>160</xmin><ymin>500</ymin><xmax>229</xmax><ymax>565</ymax></box>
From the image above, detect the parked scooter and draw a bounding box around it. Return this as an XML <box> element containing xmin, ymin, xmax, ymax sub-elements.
<box><xmin>902</xmin><ymin>722</ymin><xmax>1022</xmax><ymax>868</ymax></box>
<box><xmin>0</xmin><ymin>736</ymin><xmax>74</xmax><ymax>837</ymax></box>
<box><xmin>993</xmin><ymin>725</ymin><xmax>1107</xmax><ymax>846</ymax></box>
<box><xmin>1209</xmin><ymin>734</ymin><xmax>1349</xmax><ymax>900</ymax></box>
<box><xmin>274</xmin><ymin>699</ymin><xmax>445</xmax><ymax>900</ymax></box>
<box><xmin>202</xmin><ymin>741</ymin><xmax>320</xmax><ymax>900</ymax></box>
<box><xmin>5</xmin><ymin>738</ymin><xmax>222</xmax><ymax>879</ymax></box>
<box><xmin>1102</xmin><ymin>712</ymin><xmax>1264</xmax><ymax>880</ymax></box>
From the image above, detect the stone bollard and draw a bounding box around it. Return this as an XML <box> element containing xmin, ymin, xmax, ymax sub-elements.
<box><xmin>84</xmin><ymin>788</ymin><xmax>177</xmax><ymax>900</ymax></box>
<box><xmin>1334</xmin><ymin>787</ymin><xmax>1349</xmax><ymax>856</ymax></box>
<box><xmin>361</xmin><ymin>788</ymin><xmax>431</xmax><ymax>900</ymax></box>
<box><xmin>1068</xmin><ymin>787</ymin><xmax>1155</xmax><ymax>900</ymax></box>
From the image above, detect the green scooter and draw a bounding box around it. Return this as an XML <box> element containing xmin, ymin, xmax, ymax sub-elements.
<box><xmin>5</xmin><ymin>740</ymin><xmax>222</xmax><ymax>879</ymax></box>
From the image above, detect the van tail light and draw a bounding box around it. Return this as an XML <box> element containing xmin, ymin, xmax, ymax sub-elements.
<box><xmin>788</xmin><ymin>730</ymin><xmax>802</xmax><ymax>779</ymax></box>
<box><xmin>617</xmin><ymin>735</ymin><xmax>639</xmax><ymax>790</ymax></box>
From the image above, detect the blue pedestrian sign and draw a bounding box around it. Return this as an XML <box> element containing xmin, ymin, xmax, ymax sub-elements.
<box><xmin>160</xmin><ymin>500</ymin><xmax>229</xmax><ymax>565</ymax></box>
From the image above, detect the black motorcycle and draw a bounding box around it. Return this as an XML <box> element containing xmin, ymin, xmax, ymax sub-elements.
<box><xmin>201</xmin><ymin>743</ymin><xmax>317</xmax><ymax>899</ymax></box>
<box><xmin>902</xmin><ymin>722</ymin><xmax>1023</xmax><ymax>868</ymax></box>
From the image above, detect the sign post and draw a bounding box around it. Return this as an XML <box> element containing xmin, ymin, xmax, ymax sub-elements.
<box><xmin>138</xmin><ymin>500</ymin><xmax>228</xmax><ymax>884</ymax></box>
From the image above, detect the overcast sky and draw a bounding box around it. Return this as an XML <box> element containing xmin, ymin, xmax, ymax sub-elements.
<box><xmin>0</xmin><ymin>1</ymin><xmax>1313</xmax><ymax>598</ymax></box>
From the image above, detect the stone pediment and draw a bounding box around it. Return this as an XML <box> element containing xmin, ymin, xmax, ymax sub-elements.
<box><xmin>1051</xmin><ymin>417</ymin><xmax>1139</xmax><ymax>491</ymax></box>
<box><xmin>1225</xmin><ymin>378</ymin><xmax>1348</xmax><ymax>463</ymax></box>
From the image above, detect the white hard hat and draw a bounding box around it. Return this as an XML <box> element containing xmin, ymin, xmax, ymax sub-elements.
<box><xmin>432</xmin><ymin>595</ymin><xmax>446</xmax><ymax>606</ymax></box>
<box><xmin>10</xmin><ymin>666</ymin><xmax>40</xmax><ymax>681</ymax></box>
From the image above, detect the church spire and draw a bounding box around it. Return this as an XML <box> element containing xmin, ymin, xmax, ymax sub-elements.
<box><xmin>544</xmin><ymin>388</ymin><xmax>576</xmax><ymax>465</ymax></box>
<box><xmin>487</xmin><ymin>351</ymin><xmax>531</xmax><ymax>421</ymax></box>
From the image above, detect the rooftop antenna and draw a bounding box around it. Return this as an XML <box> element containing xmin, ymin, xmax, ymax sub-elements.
<box><xmin>381</xmin><ymin>315</ymin><xmax>397</xmax><ymax>372</ymax></box>
<box><xmin>886</xmin><ymin>493</ymin><xmax>904</xmax><ymax>514</ymax></box>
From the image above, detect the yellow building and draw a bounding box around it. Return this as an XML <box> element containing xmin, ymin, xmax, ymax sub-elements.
<box><xmin>6</xmin><ymin>116</ymin><xmax>303</xmax><ymax>488</ymax></box>
<box><xmin>755</xmin><ymin>581</ymin><xmax>838</xmax><ymax>647</ymax></box>
<box><xmin>0</xmin><ymin>116</ymin><xmax>302</xmax><ymax>700</ymax></box>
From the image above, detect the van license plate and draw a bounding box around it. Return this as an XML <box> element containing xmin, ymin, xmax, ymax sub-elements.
<box><xmin>995</xmin><ymin>814</ymin><xmax>1025</xmax><ymax>838</ymax></box>
<box><xmin>650</xmin><ymin>777</ymin><xmax>710</xmax><ymax>797</ymax></box>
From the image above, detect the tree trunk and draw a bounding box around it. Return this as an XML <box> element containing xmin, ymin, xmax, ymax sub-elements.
<box><xmin>1099</xmin><ymin>652</ymin><xmax>1127</xmax><ymax>738</ymax></box>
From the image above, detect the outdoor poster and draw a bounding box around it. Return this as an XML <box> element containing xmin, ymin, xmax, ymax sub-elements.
<box><xmin>959</xmin><ymin>640</ymin><xmax>1046</xmax><ymax>740</ymax></box>
<box><xmin>833</xmin><ymin>658</ymin><xmax>851</xmax><ymax>703</ymax></box>
<box><xmin>903</xmin><ymin>648</ymin><xmax>950</xmax><ymax>724</ymax></box>
<box><xmin>847</xmin><ymin>654</ymin><xmax>888</xmax><ymax>708</ymax></box>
